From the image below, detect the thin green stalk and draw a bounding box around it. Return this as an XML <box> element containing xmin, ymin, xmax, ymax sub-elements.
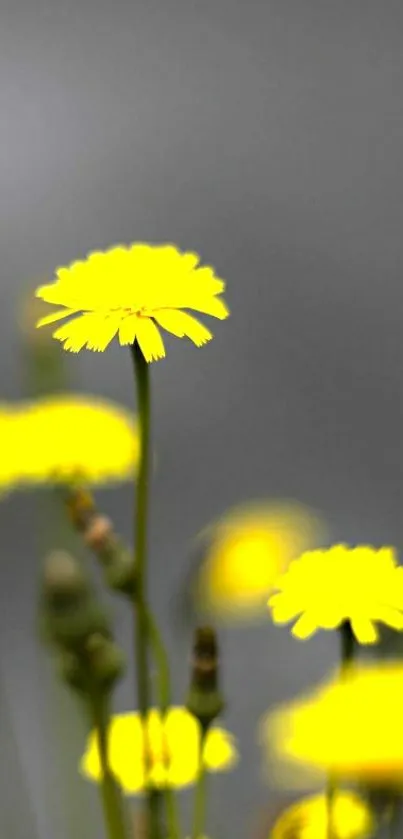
<box><xmin>144</xmin><ymin>605</ymin><xmax>182</xmax><ymax>839</ymax></box>
<box><xmin>130</xmin><ymin>342</ymin><xmax>161</xmax><ymax>839</ymax></box>
<box><xmin>191</xmin><ymin>724</ymin><xmax>209</xmax><ymax>839</ymax></box>
<box><xmin>327</xmin><ymin>620</ymin><xmax>356</xmax><ymax>839</ymax></box>
<box><xmin>89</xmin><ymin>692</ymin><xmax>128</xmax><ymax>839</ymax></box>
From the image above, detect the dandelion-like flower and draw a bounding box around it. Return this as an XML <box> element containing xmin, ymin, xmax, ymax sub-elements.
<box><xmin>268</xmin><ymin>544</ymin><xmax>403</xmax><ymax>643</ymax></box>
<box><xmin>193</xmin><ymin>501</ymin><xmax>325</xmax><ymax>622</ymax></box>
<box><xmin>34</xmin><ymin>243</ymin><xmax>229</xmax><ymax>361</ymax></box>
<box><xmin>270</xmin><ymin>791</ymin><xmax>373</xmax><ymax>839</ymax></box>
<box><xmin>80</xmin><ymin>707</ymin><xmax>237</xmax><ymax>794</ymax></box>
<box><xmin>261</xmin><ymin>661</ymin><xmax>403</xmax><ymax>787</ymax></box>
<box><xmin>10</xmin><ymin>394</ymin><xmax>139</xmax><ymax>486</ymax></box>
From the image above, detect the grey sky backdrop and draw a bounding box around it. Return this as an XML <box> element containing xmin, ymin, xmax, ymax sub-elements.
<box><xmin>1</xmin><ymin>1</ymin><xmax>403</xmax><ymax>838</ymax></box>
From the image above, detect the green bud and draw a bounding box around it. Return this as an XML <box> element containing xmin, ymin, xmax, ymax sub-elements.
<box><xmin>186</xmin><ymin>687</ymin><xmax>225</xmax><ymax>727</ymax></box>
<box><xmin>41</xmin><ymin>550</ymin><xmax>88</xmax><ymax>603</ymax></box>
<box><xmin>58</xmin><ymin>650</ymin><xmax>87</xmax><ymax>693</ymax></box>
<box><xmin>186</xmin><ymin>626</ymin><xmax>225</xmax><ymax>726</ymax></box>
<box><xmin>85</xmin><ymin>633</ymin><xmax>126</xmax><ymax>690</ymax></box>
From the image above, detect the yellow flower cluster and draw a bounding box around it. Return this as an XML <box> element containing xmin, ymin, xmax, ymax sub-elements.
<box><xmin>0</xmin><ymin>395</ymin><xmax>139</xmax><ymax>491</ymax></box>
<box><xmin>268</xmin><ymin>544</ymin><xmax>403</xmax><ymax>643</ymax></box>
<box><xmin>80</xmin><ymin>707</ymin><xmax>237</xmax><ymax>794</ymax></box>
<box><xmin>263</xmin><ymin>661</ymin><xmax>403</xmax><ymax>787</ymax></box>
<box><xmin>35</xmin><ymin>243</ymin><xmax>229</xmax><ymax>361</ymax></box>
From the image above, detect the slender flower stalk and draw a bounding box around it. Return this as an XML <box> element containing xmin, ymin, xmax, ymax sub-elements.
<box><xmin>88</xmin><ymin>691</ymin><xmax>128</xmax><ymax>839</ymax></box>
<box><xmin>191</xmin><ymin>724</ymin><xmax>209</xmax><ymax>839</ymax></box>
<box><xmin>130</xmin><ymin>341</ymin><xmax>161</xmax><ymax>839</ymax></box>
<box><xmin>327</xmin><ymin>619</ymin><xmax>356</xmax><ymax>839</ymax></box>
<box><xmin>144</xmin><ymin>606</ymin><xmax>182</xmax><ymax>839</ymax></box>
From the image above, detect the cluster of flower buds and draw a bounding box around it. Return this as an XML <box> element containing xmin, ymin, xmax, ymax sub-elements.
<box><xmin>40</xmin><ymin>549</ymin><xmax>125</xmax><ymax>695</ymax></box>
<box><xmin>63</xmin><ymin>483</ymin><xmax>136</xmax><ymax>596</ymax></box>
<box><xmin>186</xmin><ymin>626</ymin><xmax>225</xmax><ymax>729</ymax></box>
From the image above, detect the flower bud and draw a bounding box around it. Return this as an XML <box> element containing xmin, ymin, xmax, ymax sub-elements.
<box><xmin>186</xmin><ymin>626</ymin><xmax>225</xmax><ymax>727</ymax></box>
<box><xmin>85</xmin><ymin>633</ymin><xmax>126</xmax><ymax>690</ymax></box>
<box><xmin>42</xmin><ymin>550</ymin><xmax>87</xmax><ymax>602</ymax></box>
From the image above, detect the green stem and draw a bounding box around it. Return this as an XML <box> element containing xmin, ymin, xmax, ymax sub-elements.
<box><xmin>130</xmin><ymin>343</ymin><xmax>161</xmax><ymax>839</ymax></box>
<box><xmin>326</xmin><ymin>620</ymin><xmax>356</xmax><ymax>839</ymax></box>
<box><xmin>144</xmin><ymin>605</ymin><xmax>182</xmax><ymax>839</ymax></box>
<box><xmin>191</xmin><ymin>723</ymin><xmax>209</xmax><ymax>839</ymax></box>
<box><xmin>340</xmin><ymin>620</ymin><xmax>355</xmax><ymax>670</ymax></box>
<box><xmin>89</xmin><ymin>692</ymin><xmax>128</xmax><ymax>839</ymax></box>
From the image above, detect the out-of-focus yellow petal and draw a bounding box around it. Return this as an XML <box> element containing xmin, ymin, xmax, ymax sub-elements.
<box><xmin>193</xmin><ymin>501</ymin><xmax>326</xmax><ymax>623</ymax></box>
<box><xmin>261</xmin><ymin>661</ymin><xmax>403</xmax><ymax>787</ymax></box>
<box><xmin>80</xmin><ymin>707</ymin><xmax>237</xmax><ymax>795</ymax></box>
<box><xmin>270</xmin><ymin>790</ymin><xmax>373</xmax><ymax>839</ymax></box>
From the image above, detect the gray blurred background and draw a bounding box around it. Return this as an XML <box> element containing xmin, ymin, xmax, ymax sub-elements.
<box><xmin>1</xmin><ymin>1</ymin><xmax>403</xmax><ymax>837</ymax></box>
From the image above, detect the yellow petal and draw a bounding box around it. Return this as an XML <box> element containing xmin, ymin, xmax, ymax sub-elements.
<box><xmin>291</xmin><ymin>612</ymin><xmax>319</xmax><ymax>639</ymax></box>
<box><xmin>53</xmin><ymin>312</ymin><xmax>120</xmax><ymax>352</ymax></box>
<box><xmin>118</xmin><ymin>315</ymin><xmax>138</xmax><ymax>346</ymax></box>
<box><xmin>186</xmin><ymin>297</ymin><xmax>229</xmax><ymax>320</ymax></box>
<box><xmin>350</xmin><ymin>617</ymin><xmax>378</xmax><ymax>644</ymax></box>
<box><xmin>153</xmin><ymin>309</ymin><xmax>213</xmax><ymax>346</ymax></box>
<box><xmin>36</xmin><ymin>307</ymin><xmax>79</xmax><ymax>327</ymax></box>
<box><xmin>135</xmin><ymin>317</ymin><xmax>165</xmax><ymax>362</ymax></box>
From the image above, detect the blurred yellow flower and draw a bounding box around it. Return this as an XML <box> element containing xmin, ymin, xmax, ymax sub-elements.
<box><xmin>270</xmin><ymin>790</ymin><xmax>373</xmax><ymax>839</ymax></box>
<box><xmin>193</xmin><ymin>501</ymin><xmax>326</xmax><ymax>622</ymax></box>
<box><xmin>35</xmin><ymin>243</ymin><xmax>229</xmax><ymax>361</ymax></box>
<box><xmin>0</xmin><ymin>405</ymin><xmax>27</xmax><ymax>492</ymax></box>
<box><xmin>268</xmin><ymin>544</ymin><xmax>403</xmax><ymax>643</ymax></box>
<box><xmin>80</xmin><ymin>706</ymin><xmax>237</xmax><ymax>794</ymax></box>
<box><xmin>12</xmin><ymin>394</ymin><xmax>139</xmax><ymax>486</ymax></box>
<box><xmin>262</xmin><ymin>661</ymin><xmax>403</xmax><ymax>787</ymax></box>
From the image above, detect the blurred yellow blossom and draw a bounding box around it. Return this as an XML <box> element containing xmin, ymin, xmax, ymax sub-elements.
<box><xmin>34</xmin><ymin>243</ymin><xmax>229</xmax><ymax>361</ymax></box>
<box><xmin>268</xmin><ymin>544</ymin><xmax>403</xmax><ymax>643</ymax></box>
<box><xmin>270</xmin><ymin>790</ymin><xmax>373</xmax><ymax>839</ymax></box>
<box><xmin>80</xmin><ymin>706</ymin><xmax>237</xmax><ymax>794</ymax></box>
<box><xmin>4</xmin><ymin>394</ymin><xmax>139</xmax><ymax>487</ymax></box>
<box><xmin>193</xmin><ymin>501</ymin><xmax>326</xmax><ymax>622</ymax></box>
<box><xmin>0</xmin><ymin>405</ymin><xmax>28</xmax><ymax>492</ymax></box>
<box><xmin>261</xmin><ymin>661</ymin><xmax>403</xmax><ymax>787</ymax></box>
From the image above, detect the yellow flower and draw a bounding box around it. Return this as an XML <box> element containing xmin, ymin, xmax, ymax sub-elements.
<box><xmin>80</xmin><ymin>707</ymin><xmax>237</xmax><ymax>794</ymax></box>
<box><xmin>34</xmin><ymin>243</ymin><xmax>229</xmax><ymax>361</ymax></box>
<box><xmin>13</xmin><ymin>394</ymin><xmax>139</xmax><ymax>486</ymax></box>
<box><xmin>270</xmin><ymin>791</ymin><xmax>373</xmax><ymax>839</ymax></box>
<box><xmin>268</xmin><ymin>544</ymin><xmax>403</xmax><ymax>643</ymax></box>
<box><xmin>0</xmin><ymin>405</ymin><xmax>28</xmax><ymax>492</ymax></box>
<box><xmin>262</xmin><ymin>661</ymin><xmax>403</xmax><ymax>787</ymax></box>
<box><xmin>194</xmin><ymin>501</ymin><xmax>326</xmax><ymax>622</ymax></box>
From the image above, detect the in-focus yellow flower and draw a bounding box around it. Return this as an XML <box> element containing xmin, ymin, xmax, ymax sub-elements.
<box><xmin>13</xmin><ymin>394</ymin><xmax>139</xmax><ymax>486</ymax></box>
<box><xmin>268</xmin><ymin>544</ymin><xmax>403</xmax><ymax>643</ymax></box>
<box><xmin>270</xmin><ymin>790</ymin><xmax>373</xmax><ymax>839</ymax></box>
<box><xmin>35</xmin><ymin>243</ymin><xmax>229</xmax><ymax>361</ymax></box>
<box><xmin>261</xmin><ymin>661</ymin><xmax>403</xmax><ymax>787</ymax></box>
<box><xmin>192</xmin><ymin>501</ymin><xmax>326</xmax><ymax>622</ymax></box>
<box><xmin>80</xmin><ymin>707</ymin><xmax>237</xmax><ymax>794</ymax></box>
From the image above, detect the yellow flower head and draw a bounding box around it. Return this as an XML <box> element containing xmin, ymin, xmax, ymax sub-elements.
<box><xmin>270</xmin><ymin>791</ymin><xmax>373</xmax><ymax>839</ymax></box>
<box><xmin>262</xmin><ymin>661</ymin><xmax>403</xmax><ymax>787</ymax></box>
<box><xmin>35</xmin><ymin>243</ymin><xmax>229</xmax><ymax>361</ymax></box>
<box><xmin>80</xmin><ymin>707</ymin><xmax>237</xmax><ymax>794</ymax></box>
<box><xmin>268</xmin><ymin>544</ymin><xmax>403</xmax><ymax>644</ymax></box>
<box><xmin>194</xmin><ymin>501</ymin><xmax>326</xmax><ymax>622</ymax></box>
<box><xmin>14</xmin><ymin>394</ymin><xmax>139</xmax><ymax>486</ymax></box>
<box><xmin>0</xmin><ymin>405</ymin><xmax>28</xmax><ymax>493</ymax></box>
